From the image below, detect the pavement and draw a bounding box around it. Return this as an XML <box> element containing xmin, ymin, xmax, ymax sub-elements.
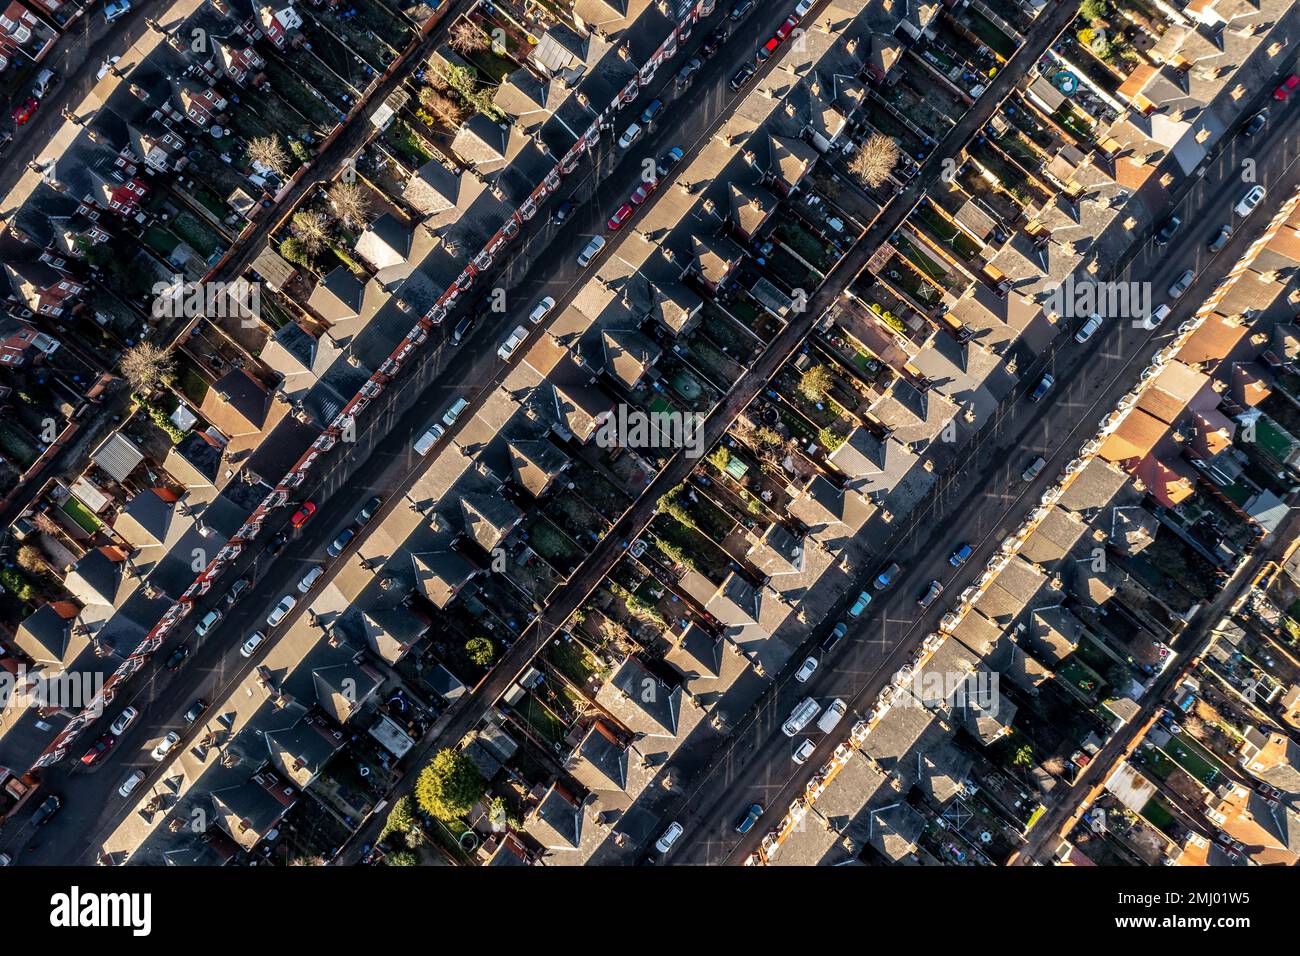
<box><xmin>1</xmin><ymin>0</ymin><xmax>815</xmax><ymax>865</ymax></box>
<box><xmin>663</xmin><ymin>79</ymin><xmax>1300</xmax><ymax>866</ymax></box>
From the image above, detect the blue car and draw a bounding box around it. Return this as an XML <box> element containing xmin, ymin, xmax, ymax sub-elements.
<box><xmin>104</xmin><ymin>0</ymin><xmax>132</xmax><ymax>23</ymax></box>
<box><xmin>1029</xmin><ymin>374</ymin><xmax>1055</xmax><ymax>402</ymax></box>
<box><xmin>949</xmin><ymin>544</ymin><xmax>973</xmax><ymax>567</ymax></box>
<box><xmin>849</xmin><ymin>591</ymin><xmax>872</xmax><ymax>616</ymax></box>
<box><xmin>734</xmin><ymin>803</ymin><xmax>763</xmax><ymax>834</ymax></box>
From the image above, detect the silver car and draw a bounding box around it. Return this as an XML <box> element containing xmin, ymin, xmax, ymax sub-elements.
<box><xmin>1167</xmin><ymin>268</ymin><xmax>1195</xmax><ymax>299</ymax></box>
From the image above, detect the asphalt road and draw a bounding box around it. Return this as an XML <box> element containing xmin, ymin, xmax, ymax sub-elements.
<box><xmin>4</xmin><ymin>0</ymin><xmax>815</xmax><ymax>865</ymax></box>
<box><xmin>665</xmin><ymin>90</ymin><xmax>1300</xmax><ymax>866</ymax></box>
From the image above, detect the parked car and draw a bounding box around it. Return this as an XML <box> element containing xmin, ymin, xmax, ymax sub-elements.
<box><xmin>1235</xmin><ymin>185</ymin><xmax>1266</xmax><ymax>218</ymax></box>
<box><xmin>1028</xmin><ymin>374</ymin><xmax>1054</xmax><ymax>402</ymax></box>
<box><xmin>729</xmin><ymin>0</ymin><xmax>754</xmax><ymax>22</ymax></box>
<box><xmin>654</xmin><ymin>822</ymin><xmax>684</xmax><ymax>853</ymax></box>
<box><xmin>577</xmin><ymin>236</ymin><xmax>606</xmax><ymax>267</ymax></box>
<box><xmin>1148</xmin><ymin>304</ymin><xmax>1171</xmax><ymax>326</ymax></box>
<box><xmin>326</xmin><ymin>527</ymin><xmax>355</xmax><ymax>557</ymax></box>
<box><xmin>794</xmin><ymin>656</ymin><xmax>819</xmax><ymax>682</ymax></box>
<box><xmin>730</xmin><ymin>62</ymin><xmax>757</xmax><ymax>91</ymax></box>
<box><xmin>849</xmin><ymin>591</ymin><xmax>872</xmax><ymax>616</ymax></box>
<box><xmin>1074</xmin><ymin>313</ymin><xmax>1103</xmax><ymax>344</ymax></box>
<box><xmin>552</xmin><ymin>199</ymin><xmax>576</xmax><ymax>225</ymax></box>
<box><xmin>776</xmin><ymin>15</ymin><xmax>798</xmax><ymax>39</ymax></box>
<box><xmin>297</xmin><ymin>566</ymin><xmax>324</xmax><ymax>593</ymax></box>
<box><xmin>498</xmin><ymin>324</ymin><xmax>530</xmax><ymax>359</ymax></box>
<box><xmin>266</xmin><ymin>595</ymin><xmax>297</xmax><ymax>628</ymax></box>
<box><xmin>1274</xmin><ymin>74</ymin><xmax>1299</xmax><ymax>100</ymax></box>
<box><xmin>656</xmin><ymin>147</ymin><xmax>685</xmax><ymax>178</ymax></box>
<box><xmin>792</xmin><ymin>739</ymin><xmax>816</xmax><ymax>764</ymax></box>
<box><xmin>194</xmin><ymin>608</ymin><xmax>222</xmax><ymax>637</ymax></box>
<box><xmin>949</xmin><ymin>544</ymin><xmax>973</xmax><ymax>567</ymax></box>
<box><xmin>240</xmin><ymin>631</ymin><xmax>266</xmax><ymax>658</ymax></box>
<box><xmin>817</xmin><ymin>699</ymin><xmax>847</xmax><ymax>733</ymax></box>
<box><xmin>640</xmin><ymin>98</ymin><xmax>664</xmax><ymax>125</ymax></box>
<box><xmin>1022</xmin><ymin>456</ymin><xmax>1047</xmax><ymax>481</ymax></box>
<box><xmin>821</xmin><ymin>622</ymin><xmax>848</xmax><ymax>653</ymax></box>
<box><xmin>702</xmin><ymin>26</ymin><xmax>728</xmax><ymax>57</ymax></box>
<box><xmin>676</xmin><ymin>57</ymin><xmax>702</xmax><ymax>88</ymax></box>
<box><xmin>529</xmin><ymin>296</ymin><xmax>556</xmax><ymax>325</ymax></box>
<box><xmin>734</xmin><ymin>803</ymin><xmax>763</xmax><ymax>834</ymax></box>
<box><xmin>103</xmin><ymin>0</ymin><xmax>132</xmax><ymax>22</ymax></box>
<box><xmin>31</xmin><ymin>794</ymin><xmax>61</xmax><ymax>826</ymax></box>
<box><xmin>442</xmin><ymin>396</ymin><xmax>469</xmax><ymax>428</ymax></box>
<box><xmin>874</xmin><ymin>562</ymin><xmax>901</xmax><ymax>590</ymax></box>
<box><xmin>268</xmin><ymin>531</ymin><xmax>288</xmax><ymax>557</ymax></box>
<box><xmin>80</xmin><ymin>733</ymin><xmax>116</xmax><ymax>767</ymax></box>
<box><xmin>630</xmin><ymin>180</ymin><xmax>657</xmax><ymax>206</ymax></box>
<box><xmin>151</xmin><ymin>732</ymin><xmax>181</xmax><ymax>762</ymax></box>
<box><xmin>1168</xmin><ymin>268</ymin><xmax>1196</xmax><ymax>299</ymax></box>
<box><xmin>118</xmin><ymin>770</ymin><xmax>146</xmax><ymax>799</ymax></box>
<box><xmin>225</xmin><ymin>577</ymin><xmax>252</xmax><ymax>607</ymax></box>
<box><xmin>109</xmin><ymin>706</ymin><xmax>140</xmax><ymax>737</ymax></box>
<box><xmin>290</xmin><ymin>501</ymin><xmax>317</xmax><ymax>528</ymax></box>
<box><xmin>1243</xmin><ymin>109</ymin><xmax>1269</xmax><ymax>136</ymax></box>
<box><xmin>451</xmin><ymin>315</ymin><xmax>473</xmax><ymax>345</ymax></box>
<box><xmin>794</xmin><ymin>0</ymin><xmax>814</xmax><ymax>16</ymax></box>
<box><xmin>1154</xmin><ymin>216</ymin><xmax>1181</xmax><ymax>246</ymax></box>
<box><xmin>10</xmin><ymin>97</ymin><xmax>37</xmax><ymax>125</ymax></box>
<box><xmin>183</xmin><ymin>699</ymin><xmax>207</xmax><ymax>725</ymax></box>
<box><xmin>413</xmin><ymin>424</ymin><xmax>445</xmax><ymax>456</ymax></box>
<box><xmin>165</xmin><ymin>643</ymin><xmax>189</xmax><ymax>670</ymax></box>
<box><xmin>32</xmin><ymin>68</ymin><xmax>58</xmax><ymax>98</ymax></box>
<box><xmin>918</xmin><ymin>579</ymin><xmax>944</xmax><ymax>609</ymax></box>
<box><xmin>356</xmin><ymin>496</ymin><xmax>383</xmax><ymax>526</ymax></box>
<box><xmin>1208</xmin><ymin>225</ymin><xmax>1232</xmax><ymax>252</ymax></box>
<box><xmin>607</xmin><ymin>203</ymin><xmax>634</xmax><ymax>230</ymax></box>
<box><xmin>617</xmin><ymin>122</ymin><xmax>642</xmax><ymax>149</ymax></box>
<box><xmin>756</xmin><ymin>36</ymin><xmax>781</xmax><ymax>62</ymax></box>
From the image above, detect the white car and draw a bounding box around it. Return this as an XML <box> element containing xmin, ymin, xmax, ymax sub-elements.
<box><xmin>654</xmin><ymin>821</ymin><xmax>683</xmax><ymax>853</ymax></box>
<box><xmin>617</xmin><ymin>122</ymin><xmax>642</xmax><ymax>149</ymax></box>
<box><xmin>498</xmin><ymin>325</ymin><xmax>528</xmax><ymax>361</ymax></box>
<box><xmin>577</xmin><ymin>236</ymin><xmax>605</xmax><ymax>268</ymax></box>
<box><xmin>529</xmin><ymin>296</ymin><xmax>556</xmax><ymax>325</ymax></box>
<box><xmin>109</xmin><ymin>706</ymin><xmax>140</xmax><ymax>737</ymax></box>
<box><xmin>118</xmin><ymin>770</ymin><xmax>146</xmax><ymax>798</ymax></box>
<box><xmin>194</xmin><ymin>608</ymin><xmax>222</xmax><ymax>637</ymax></box>
<box><xmin>1234</xmin><ymin>185</ymin><xmax>1266</xmax><ymax>218</ymax></box>
<box><xmin>266</xmin><ymin>595</ymin><xmax>297</xmax><ymax>628</ymax></box>
<box><xmin>792</xmin><ymin>739</ymin><xmax>816</xmax><ymax>764</ymax></box>
<box><xmin>240</xmin><ymin>631</ymin><xmax>266</xmax><ymax>658</ymax></box>
<box><xmin>442</xmin><ymin>396</ymin><xmax>469</xmax><ymax>428</ymax></box>
<box><xmin>794</xmin><ymin>656</ymin><xmax>818</xmax><ymax>682</ymax></box>
<box><xmin>151</xmin><ymin>731</ymin><xmax>180</xmax><ymax>762</ymax></box>
<box><xmin>1075</xmin><ymin>313</ymin><xmax>1103</xmax><ymax>344</ymax></box>
<box><xmin>297</xmin><ymin>566</ymin><xmax>324</xmax><ymax>594</ymax></box>
<box><xmin>413</xmin><ymin>423</ymin><xmax>445</xmax><ymax>456</ymax></box>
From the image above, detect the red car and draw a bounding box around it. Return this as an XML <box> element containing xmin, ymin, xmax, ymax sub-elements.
<box><xmin>776</xmin><ymin>15</ymin><xmax>797</xmax><ymax>40</ymax></box>
<box><xmin>607</xmin><ymin>203</ymin><xmax>634</xmax><ymax>230</ymax></box>
<box><xmin>1275</xmin><ymin>74</ymin><xmax>1300</xmax><ymax>100</ymax></box>
<box><xmin>290</xmin><ymin>501</ymin><xmax>316</xmax><ymax>527</ymax></box>
<box><xmin>757</xmin><ymin>36</ymin><xmax>781</xmax><ymax>62</ymax></box>
<box><xmin>80</xmin><ymin>733</ymin><xmax>116</xmax><ymax>766</ymax></box>
<box><xmin>11</xmin><ymin>97</ymin><xmax>37</xmax><ymax>125</ymax></box>
<box><xmin>630</xmin><ymin>180</ymin><xmax>658</xmax><ymax>206</ymax></box>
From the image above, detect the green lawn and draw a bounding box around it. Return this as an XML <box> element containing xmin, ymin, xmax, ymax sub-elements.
<box><xmin>1166</xmin><ymin>734</ymin><xmax>1223</xmax><ymax>785</ymax></box>
<box><xmin>62</xmin><ymin>497</ymin><xmax>101</xmax><ymax>534</ymax></box>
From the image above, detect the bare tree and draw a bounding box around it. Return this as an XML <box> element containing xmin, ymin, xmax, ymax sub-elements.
<box><xmin>418</xmin><ymin>83</ymin><xmax>467</xmax><ymax>125</ymax></box>
<box><xmin>291</xmin><ymin>210</ymin><xmax>332</xmax><ymax>258</ymax></box>
<box><xmin>327</xmin><ymin>181</ymin><xmax>370</xmax><ymax>229</ymax></box>
<box><xmin>121</xmin><ymin>341</ymin><xmax>174</xmax><ymax>394</ymax></box>
<box><xmin>449</xmin><ymin>19</ymin><xmax>488</xmax><ymax>54</ymax></box>
<box><xmin>849</xmin><ymin>133</ymin><xmax>900</xmax><ymax>188</ymax></box>
<box><xmin>247</xmin><ymin>135</ymin><xmax>289</xmax><ymax>178</ymax></box>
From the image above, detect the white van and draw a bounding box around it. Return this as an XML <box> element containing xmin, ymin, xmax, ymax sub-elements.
<box><xmin>817</xmin><ymin>698</ymin><xmax>847</xmax><ymax>734</ymax></box>
<box><xmin>782</xmin><ymin>697</ymin><xmax>821</xmax><ymax>737</ymax></box>
<box><xmin>413</xmin><ymin>423</ymin><xmax>445</xmax><ymax>456</ymax></box>
<box><xmin>498</xmin><ymin>325</ymin><xmax>528</xmax><ymax>361</ymax></box>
